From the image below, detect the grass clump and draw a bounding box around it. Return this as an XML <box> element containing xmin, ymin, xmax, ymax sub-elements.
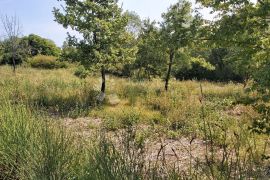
<box><xmin>122</xmin><ymin>84</ymin><xmax>148</xmax><ymax>106</ymax></box>
<box><xmin>0</xmin><ymin>100</ymin><xmax>79</xmax><ymax>179</ymax></box>
<box><xmin>0</xmin><ymin>67</ymin><xmax>99</xmax><ymax>117</ymax></box>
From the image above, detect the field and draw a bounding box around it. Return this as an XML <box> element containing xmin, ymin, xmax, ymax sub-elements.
<box><xmin>0</xmin><ymin>65</ymin><xmax>269</xmax><ymax>179</ymax></box>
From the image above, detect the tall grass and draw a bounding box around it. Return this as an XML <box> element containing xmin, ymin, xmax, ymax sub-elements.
<box><xmin>0</xmin><ymin>99</ymin><xmax>79</xmax><ymax>179</ymax></box>
<box><xmin>0</xmin><ymin>66</ymin><xmax>99</xmax><ymax>118</ymax></box>
<box><xmin>0</xmin><ymin>66</ymin><xmax>269</xmax><ymax>179</ymax></box>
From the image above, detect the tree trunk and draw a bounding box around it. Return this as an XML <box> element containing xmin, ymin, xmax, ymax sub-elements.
<box><xmin>12</xmin><ymin>54</ymin><xmax>16</xmax><ymax>73</ymax></box>
<box><xmin>97</xmin><ymin>66</ymin><xmax>106</xmax><ymax>103</ymax></box>
<box><xmin>101</xmin><ymin>66</ymin><xmax>106</xmax><ymax>93</ymax></box>
<box><xmin>165</xmin><ymin>49</ymin><xmax>174</xmax><ymax>91</ymax></box>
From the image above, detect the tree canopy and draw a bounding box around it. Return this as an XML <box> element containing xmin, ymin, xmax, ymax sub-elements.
<box><xmin>23</xmin><ymin>34</ymin><xmax>61</xmax><ymax>57</ymax></box>
<box><xmin>53</xmin><ymin>0</ymin><xmax>137</xmax><ymax>95</ymax></box>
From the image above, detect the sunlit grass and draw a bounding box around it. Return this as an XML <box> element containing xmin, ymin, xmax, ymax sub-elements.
<box><xmin>0</xmin><ymin>65</ymin><xmax>269</xmax><ymax>179</ymax></box>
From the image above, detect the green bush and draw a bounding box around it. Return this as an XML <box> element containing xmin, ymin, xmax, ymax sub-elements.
<box><xmin>74</xmin><ymin>65</ymin><xmax>89</xmax><ymax>79</ymax></box>
<box><xmin>29</xmin><ymin>55</ymin><xmax>67</xmax><ymax>69</ymax></box>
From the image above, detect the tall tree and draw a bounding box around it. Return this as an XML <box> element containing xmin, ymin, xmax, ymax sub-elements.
<box><xmin>53</xmin><ymin>0</ymin><xmax>136</xmax><ymax>100</ymax></box>
<box><xmin>134</xmin><ymin>19</ymin><xmax>167</xmax><ymax>79</ymax></box>
<box><xmin>1</xmin><ymin>15</ymin><xmax>22</xmax><ymax>72</ymax></box>
<box><xmin>161</xmin><ymin>0</ymin><xmax>198</xmax><ymax>91</ymax></box>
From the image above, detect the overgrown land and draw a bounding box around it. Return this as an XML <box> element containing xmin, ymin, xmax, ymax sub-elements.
<box><xmin>0</xmin><ymin>0</ymin><xmax>270</xmax><ymax>179</ymax></box>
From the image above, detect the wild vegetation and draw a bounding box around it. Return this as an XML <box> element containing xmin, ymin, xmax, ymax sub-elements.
<box><xmin>0</xmin><ymin>0</ymin><xmax>269</xmax><ymax>179</ymax></box>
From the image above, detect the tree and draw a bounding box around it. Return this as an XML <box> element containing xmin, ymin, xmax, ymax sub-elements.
<box><xmin>53</xmin><ymin>0</ymin><xmax>137</xmax><ymax>99</ymax></box>
<box><xmin>196</xmin><ymin>0</ymin><xmax>270</xmax><ymax>134</ymax></box>
<box><xmin>60</xmin><ymin>40</ymin><xmax>80</xmax><ymax>62</ymax></box>
<box><xmin>1</xmin><ymin>15</ymin><xmax>22</xmax><ymax>72</ymax></box>
<box><xmin>0</xmin><ymin>38</ymin><xmax>29</xmax><ymax>65</ymax></box>
<box><xmin>196</xmin><ymin>0</ymin><xmax>270</xmax><ymax>83</ymax></box>
<box><xmin>161</xmin><ymin>0</ymin><xmax>199</xmax><ymax>91</ymax></box>
<box><xmin>0</xmin><ymin>41</ymin><xmax>3</xmax><ymax>62</ymax></box>
<box><xmin>134</xmin><ymin>19</ymin><xmax>167</xmax><ymax>79</ymax></box>
<box><xmin>23</xmin><ymin>34</ymin><xmax>61</xmax><ymax>57</ymax></box>
<box><xmin>124</xmin><ymin>11</ymin><xmax>142</xmax><ymax>38</ymax></box>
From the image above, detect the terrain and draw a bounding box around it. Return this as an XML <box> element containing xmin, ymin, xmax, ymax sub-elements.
<box><xmin>0</xmin><ymin>66</ymin><xmax>269</xmax><ymax>179</ymax></box>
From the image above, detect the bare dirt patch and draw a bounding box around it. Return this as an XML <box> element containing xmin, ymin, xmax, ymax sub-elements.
<box><xmin>146</xmin><ymin>138</ymin><xmax>218</xmax><ymax>170</ymax></box>
<box><xmin>61</xmin><ymin>117</ymin><xmax>219</xmax><ymax>171</ymax></box>
<box><xmin>62</xmin><ymin>117</ymin><xmax>102</xmax><ymax>138</ymax></box>
<box><xmin>226</xmin><ymin>105</ymin><xmax>259</xmax><ymax>118</ymax></box>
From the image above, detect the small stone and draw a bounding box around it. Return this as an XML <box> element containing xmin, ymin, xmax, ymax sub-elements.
<box><xmin>97</xmin><ymin>92</ymin><xmax>106</xmax><ymax>102</ymax></box>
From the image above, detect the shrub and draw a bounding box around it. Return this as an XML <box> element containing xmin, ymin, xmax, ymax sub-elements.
<box><xmin>74</xmin><ymin>65</ymin><xmax>89</xmax><ymax>79</ymax></box>
<box><xmin>29</xmin><ymin>55</ymin><xmax>67</xmax><ymax>69</ymax></box>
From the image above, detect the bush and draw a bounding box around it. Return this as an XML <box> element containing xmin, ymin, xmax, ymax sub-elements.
<box><xmin>74</xmin><ymin>65</ymin><xmax>89</xmax><ymax>79</ymax></box>
<box><xmin>29</xmin><ymin>55</ymin><xmax>67</xmax><ymax>69</ymax></box>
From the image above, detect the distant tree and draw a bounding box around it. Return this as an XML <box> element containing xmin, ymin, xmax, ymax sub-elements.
<box><xmin>134</xmin><ymin>19</ymin><xmax>167</xmax><ymax>79</ymax></box>
<box><xmin>1</xmin><ymin>15</ymin><xmax>22</xmax><ymax>72</ymax></box>
<box><xmin>208</xmin><ymin>48</ymin><xmax>243</xmax><ymax>82</ymax></box>
<box><xmin>161</xmin><ymin>0</ymin><xmax>199</xmax><ymax>91</ymax></box>
<box><xmin>60</xmin><ymin>40</ymin><xmax>80</xmax><ymax>62</ymax></box>
<box><xmin>23</xmin><ymin>34</ymin><xmax>61</xmax><ymax>57</ymax></box>
<box><xmin>54</xmin><ymin>0</ymin><xmax>137</xmax><ymax>100</ymax></box>
<box><xmin>124</xmin><ymin>11</ymin><xmax>142</xmax><ymax>38</ymax></box>
<box><xmin>0</xmin><ymin>38</ymin><xmax>29</xmax><ymax>65</ymax></box>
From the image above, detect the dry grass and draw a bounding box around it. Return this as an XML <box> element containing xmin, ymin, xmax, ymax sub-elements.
<box><xmin>0</xmin><ymin>65</ymin><xmax>269</xmax><ymax>179</ymax></box>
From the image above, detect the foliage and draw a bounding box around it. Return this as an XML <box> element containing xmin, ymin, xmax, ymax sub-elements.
<box><xmin>134</xmin><ymin>19</ymin><xmax>167</xmax><ymax>80</ymax></box>
<box><xmin>60</xmin><ymin>40</ymin><xmax>80</xmax><ymax>62</ymax></box>
<box><xmin>74</xmin><ymin>65</ymin><xmax>89</xmax><ymax>79</ymax></box>
<box><xmin>54</xmin><ymin>0</ymin><xmax>137</xmax><ymax>93</ymax></box>
<box><xmin>124</xmin><ymin>10</ymin><xmax>142</xmax><ymax>38</ymax></box>
<box><xmin>29</xmin><ymin>55</ymin><xmax>67</xmax><ymax>69</ymax></box>
<box><xmin>0</xmin><ymin>41</ymin><xmax>4</xmax><ymax>61</ymax></box>
<box><xmin>0</xmin><ymin>14</ymin><xmax>23</xmax><ymax>72</ymax></box>
<box><xmin>196</xmin><ymin>0</ymin><xmax>270</xmax><ymax>135</ymax></box>
<box><xmin>161</xmin><ymin>0</ymin><xmax>202</xmax><ymax>90</ymax></box>
<box><xmin>0</xmin><ymin>38</ymin><xmax>29</xmax><ymax>65</ymax></box>
<box><xmin>23</xmin><ymin>34</ymin><xmax>61</xmax><ymax>57</ymax></box>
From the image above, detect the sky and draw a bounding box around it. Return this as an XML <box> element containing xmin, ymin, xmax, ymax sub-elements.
<box><xmin>0</xmin><ymin>0</ymin><xmax>212</xmax><ymax>46</ymax></box>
